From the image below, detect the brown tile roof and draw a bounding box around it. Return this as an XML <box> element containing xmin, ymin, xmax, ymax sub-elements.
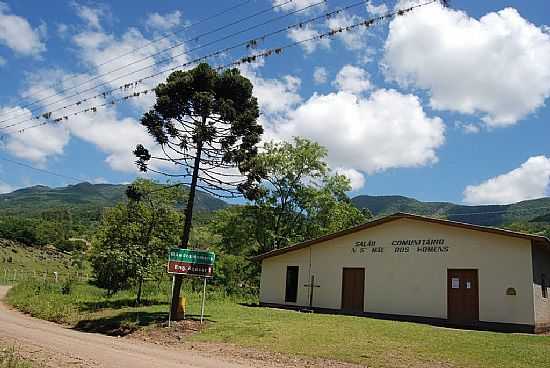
<box><xmin>252</xmin><ymin>212</ymin><xmax>550</xmax><ymax>261</ymax></box>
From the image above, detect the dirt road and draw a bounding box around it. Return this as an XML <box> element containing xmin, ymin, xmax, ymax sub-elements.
<box><xmin>0</xmin><ymin>286</ymin><xmax>255</xmax><ymax>368</ymax></box>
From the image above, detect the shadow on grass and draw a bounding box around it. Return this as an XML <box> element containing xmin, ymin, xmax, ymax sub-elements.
<box><xmin>73</xmin><ymin>312</ymin><xmax>214</xmax><ymax>336</ymax></box>
<box><xmin>78</xmin><ymin>298</ymin><xmax>168</xmax><ymax>312</ymax></box>
<box><xmin>238</xmin><ymin>302</ymin><xmax>261</xmax><ymax>308</ymax></box>
<box><xmin>74</xmin><ymin>311</ymin><xmax>168</xmax><ymax>336</ymax></box>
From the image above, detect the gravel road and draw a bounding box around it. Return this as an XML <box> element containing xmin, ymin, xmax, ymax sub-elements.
<box><xmin>0</xmin><ymin>286</ymin><xmax>254</xmax><ymax>368</ymax></box>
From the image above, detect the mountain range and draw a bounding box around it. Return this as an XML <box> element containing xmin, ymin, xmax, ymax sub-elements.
<box><xmin>351</xmin><ymin>195</ymin><xmax>550</xmax><ymax>226</ymax></box>
<box><xmin>0</xmin><ymin>182</ymin><xmax>227</xmax><ymax>215</ymax></box>
<box><xmin>1</xmin><ymin>182</ymin><xmax>549</xmax><ymax>228</ymax></box>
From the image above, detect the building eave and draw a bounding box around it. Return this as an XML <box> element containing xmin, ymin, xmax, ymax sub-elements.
<box><xmin>251</xmin><ymin>212</ymin><xmax>550</xmax><ymax>261</ymax></box>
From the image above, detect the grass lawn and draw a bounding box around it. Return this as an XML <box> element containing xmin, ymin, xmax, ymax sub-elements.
<box><xmin>6</xmin><ymin>280</ymin><xmax>550</xmax><ymax>368</ymax></box>
<box><xmin>0</xmin><ymin>240</ymin><xmax>81</xmax><ymax>285</ymax></box>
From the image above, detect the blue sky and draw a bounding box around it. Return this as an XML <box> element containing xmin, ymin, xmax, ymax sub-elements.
<box><xmin>0</xmin><ymin>0</ymin><xmax>549</xmax><ymax>205</ymax></box>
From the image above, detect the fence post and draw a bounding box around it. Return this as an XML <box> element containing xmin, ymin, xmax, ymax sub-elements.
<box><xmin>13</xmin><ymin>269</ymin><xmax>17</xmax><ymax>282</ymax></box>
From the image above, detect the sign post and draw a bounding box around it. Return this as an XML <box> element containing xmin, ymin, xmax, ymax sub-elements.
<box><xmin>168</xmin><ymin>274</ymin><xmax>175</xmax><ymax>327</ymax></box>
<box><xmin>200</xmin><ymin>277</ymin><xmax>207</xmax><ymax>324</ymax></box>
<box><xmin>167</xmin><ymin>248</ymin><xmax>215</xmax><ymax>326</ymax></box>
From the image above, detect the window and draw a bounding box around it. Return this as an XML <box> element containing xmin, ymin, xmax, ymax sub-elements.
<box><xmin>542</xmin><ymin>274</ymin><xmax>548</xmax><ymax>299</ymax></box>
<box><xmin>285</xmin><ymin>266</ymin><xmax>299</xmax><ymax>303</ymax></box>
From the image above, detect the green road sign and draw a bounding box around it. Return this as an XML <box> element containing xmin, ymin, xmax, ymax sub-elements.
<box><xmin>167</xmin><ymin>248</ymin><xmax>215</xmax><ymax>277</ymax></box>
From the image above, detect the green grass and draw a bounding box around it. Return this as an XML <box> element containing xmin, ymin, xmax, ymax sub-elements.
<box><xmin>6</xmin><ymin>280</ymin><xmax>550</xmax><ymax>368</ymax></box>
<box><xmin>0</xmin><ymin>346</ymin><xmax>35</xmax><ymax>368</ymax></box>
<box><xmin>0</xmin><ymin>240</ymin><xmax>84</xmax><ymax>285</ymax></box>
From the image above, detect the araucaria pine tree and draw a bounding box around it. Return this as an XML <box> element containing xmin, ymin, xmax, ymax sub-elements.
<box><xmin>134</xmin><ymin>63</ymin><xmax>263</xmax><ymax>318</ymax></box>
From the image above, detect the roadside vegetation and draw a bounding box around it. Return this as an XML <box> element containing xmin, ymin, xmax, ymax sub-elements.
<box><xmin>2</xmin><ymin>63</ymin><xmax>550</xmax><ymax>368</ymax></box>
<box><xmin>0</xmin><ymin>346</ymin><xmax>35</xmax><ymax>368</ymax></box>
<box><xmin>7</xmin><ymin>279</ymin><xmax>550</xmax><ymax>368</ymax></box>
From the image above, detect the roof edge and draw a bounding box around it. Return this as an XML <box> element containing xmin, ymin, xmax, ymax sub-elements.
<box><xmin>251</xmin><ymin>212</ymin><xmax>550</xmax><ymax>261</ymax></box>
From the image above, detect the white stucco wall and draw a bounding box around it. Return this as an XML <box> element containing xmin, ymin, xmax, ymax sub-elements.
<box><xmin>260</xmin><ymin>218</ymin><xmax>535</xmax><ymax>325</ymax></box>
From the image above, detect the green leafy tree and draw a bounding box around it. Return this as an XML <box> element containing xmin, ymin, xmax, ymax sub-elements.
<box><xmin>133</xmin><ymin>63</ymin><xmax>263</xmax><ymax>316</ymax></box>
<box><xmin>245</xmin><ymin>137</ymin><xmax>367</xmax><ymax>251</ymax></box>
<box><xmin>90</xmin><ymin>179</ymin><xmax>183</xmax><ymax>302</ymax></box>
<box><xmin>208</xmin><ymin>138</ymin><xmax>368</xmax><ymax>293</ymax></box>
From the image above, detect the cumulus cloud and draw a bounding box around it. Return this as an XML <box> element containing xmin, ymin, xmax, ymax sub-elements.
<box><xmin>265</xmin><ymin>89</ymin><xmax>445</xmax><ymax>174</ymax></box>
<box><xmin>273</xmin><ymin>0</ymin><xmax>326</xmax><ymax>13</ymax></box>
<box><xmin>326</xmin><ymin>12</ymin><xmax>367</xmax><ymax>50</ymax></box>
<box><xmin>463</xmin><ymin>156</ymin><xmax>550</xmax><ymax>205</ymax></box>
<box><xmin>454</xmin><ymin>121</ymin><xmax>481</xmax><ymax>134</ymax></box>
<box><xmin>0</xmin><ymin>22</ymin><xmax>192</xmax><ymax>171</ymax></box>
<box><xmin>239</xmin><ymin>64</ymin><xmax>302</xmax><ymax>116</ymax></box>
<box><xmin>333</xmin><ymin>65</ymin><xmax>371</xmax><ymax>94</ymax></box>
<box><xmin>335</xmin><ymin>167</ymin><xmax>365</xmax><ymax>191</ymax></box>
<box><xmin>73</xmin><ymin>3</ymin><xmax>105</xmax><ymax>30</ymax></box>
<box><xmin>0</xmin><ymin>2</ymin><xmax>46</xmax><ymax>56</ymax></box>
<box><xmin>366</xmin><ymin>1</ymin><xmax>388</xmax><ymax>16</ymax></box>
<box><xmin>313</xmin><ymin>67</ymin><xmax>327</xmax><ymax>84</ymax></box>
<box><xmin>287</xmin><ymin>24</ymin><xmax>330</xmax><ymax>54</ymax></box>
<box><xmin>146</xmin><ymin>11</ymin><xmax>182</xmax><ymax>31</ymax></box>
<box><xmin>0</xmin><ymin>106</ymin><xmax>69</xmax><ymax>163</ymax></box>
<box><xmin>384</xmin><ymin>3</ymin><xmax>550</xmax><ymax>126</ymax></box>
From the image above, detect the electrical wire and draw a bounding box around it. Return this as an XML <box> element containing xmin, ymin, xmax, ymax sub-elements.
<box><xmin>0</xmin><ymin>0</ymin><xmax>438</xmax><ymax>139</ymax></box>
<box><xmin>0</xmin><ymin>0</ymin><xmax>377</xmax><ymax>132</ymax></box>
<box><xmin>0</xmin><ymin>0</ymin><xmax>255</xmax><ymax>119</ymax></box>
<box><xmin>0</xmin><ymin>0</ymin><xmax>314</xmax><ymax>125</ymax></box>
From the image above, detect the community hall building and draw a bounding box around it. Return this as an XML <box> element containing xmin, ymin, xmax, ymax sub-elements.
<box><xmin>254</xmin><ymin>213</ymin><xmax>550</xmax><ymax>333</ymax></box>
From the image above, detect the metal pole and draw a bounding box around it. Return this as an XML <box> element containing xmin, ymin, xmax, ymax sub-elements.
<box><xmin>200</xmin><ymin>277</ymin><xmax>207</xmax><ymax>324</ymax></box>
<box><xmin>168</xmin><ymin>275</ymin><xmax>175</xmax><ymax>327</ymax></box>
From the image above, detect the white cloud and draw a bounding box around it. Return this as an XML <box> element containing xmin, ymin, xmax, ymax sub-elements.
<box><xmin>313</xmin><ymin>67</ymin><xmax>327</xmax><ymax>84</ymax></box>
<box><xmin>455</xmin><ymin>121</ymin><xmax>481</xmax><ymax>134</ymax></box>
<box><xmin>57</xmin><ymin>23</ymin><xmax>69</xmax><ymax>38</ymax></box>
<box><xmin>287</xmin><ymin>24</ymin><xmax>330</xmax><ymax>54</ymax></box>
<box><xmin>265</xmin><ymin>89</ymin><xmax>445</xmax><ymax>174</ymax></box>
<box><xmin>0</xmin><ymin>55</ymin><xmax>5</xmax><ymax>66</ymax></box>
<box><xmin>463</xmin><ymin>156</ymin><xmax>550</xmax><ymax>205</ymax></box>
<box><xmin>1</xmin><ymin>106</ymin><xmax>69</xmax><ymax>163</ymax></box>
<box><xmin>384</xmin><ymin>4</ymin><xmax>550</xmax><ymax>127</ymax></box>
<box><xmin>326</xmin><ymin>12</ymin><xmax>367</xmax><ymax>50</ymax></box>
<box><xmin>0</xmin><ymin>23</ymin><xmax>191</xmax><ymax>171</ymax></box>
<box><xmin>335</xmin><ymin>168</ymin><xmax>365</xmax><ymax>191</ymax></box>
<box><xmin>240</xmin><ymin>65</ymin><xmax>302</xmax><ymax>116</ymax></box>
<box><xmin>146</xmin><ymin>11</ymin><xmax>182</xmax><ymax>31</ymax></box>
<box><xmin>273</xmin><ymin>0</ymin><xmax>326</xmax><ymax>13</ymax></box>
<box><xmin>333</xmin><ymin>65</ymin><xmax>371</xmax><ymax>94</ymax></box>
<box><xmin>367</xmin><ymin>1</ymin><xmax>388</xmax><ymax>16</ymax></box>
<box><xmin>73</xmin><ymin>3</ymin><xmax>104</xmax><ymax>30</ymax></box>
<box><xmin>0</xmin><ymin>2</ymin><xmax>45</xmax><ymax>56</ymax></box>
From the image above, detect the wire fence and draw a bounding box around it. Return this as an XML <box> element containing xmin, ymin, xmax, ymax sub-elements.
<box><xmin>0</xmin><ymin>268</ymin><xmax>91</xmax><ymax>285</ymax></box>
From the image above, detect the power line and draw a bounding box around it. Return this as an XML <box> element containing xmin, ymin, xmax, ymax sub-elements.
<box><xmin>0</xmin><ymin>0</ymin><xmax>254</xmax><ymax>119</ymax></box>
<box><xmin>0</xmin><ymin>0</ymin><xmax>373</xmax><ymax>132</ymax></box>
<box><xmin>0</xmin><ymin>155</ymin><xmax>84</xmax><ymax>183</ymax></box>
<box><xmin>0</xmin><ymin>0</ymin><xmax>310</xmax><ymax>125</ymax></box>
<box><xmin>3</xmin><ymin>151</ymin><xmax>550</xmax><ymax>218</ymax></box>
<box><xmin>0</xmin><ymin>0</ymin><xmax>439</xmax><ymax>140</ymax></box>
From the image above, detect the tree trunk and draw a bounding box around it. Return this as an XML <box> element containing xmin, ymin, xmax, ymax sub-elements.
<box><xmin>170</xmin><ymin>138</ymin><xmax>204</xmax><ymax>320</ymax></box>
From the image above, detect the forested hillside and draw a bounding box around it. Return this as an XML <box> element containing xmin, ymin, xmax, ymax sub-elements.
<box><xmin>352</xmin><ymin>195</ymin><xmax>550</xmax><ymax>227</ymax></box>
<box><xmin>0</xmin><ymin>182</ymin><xmax>227</xmax><ymax>247</ymax></box>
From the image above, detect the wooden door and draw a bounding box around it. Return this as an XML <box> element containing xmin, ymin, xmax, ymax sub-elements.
<box><xmin>447</xmin><ymin>269</ymin><xmax>479</xmax><ymax>324</ymax></box>
<box><xmin>341</xmin><ymin>268</ymin><xmax>365</xmax><ymax>313</ymax></box>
